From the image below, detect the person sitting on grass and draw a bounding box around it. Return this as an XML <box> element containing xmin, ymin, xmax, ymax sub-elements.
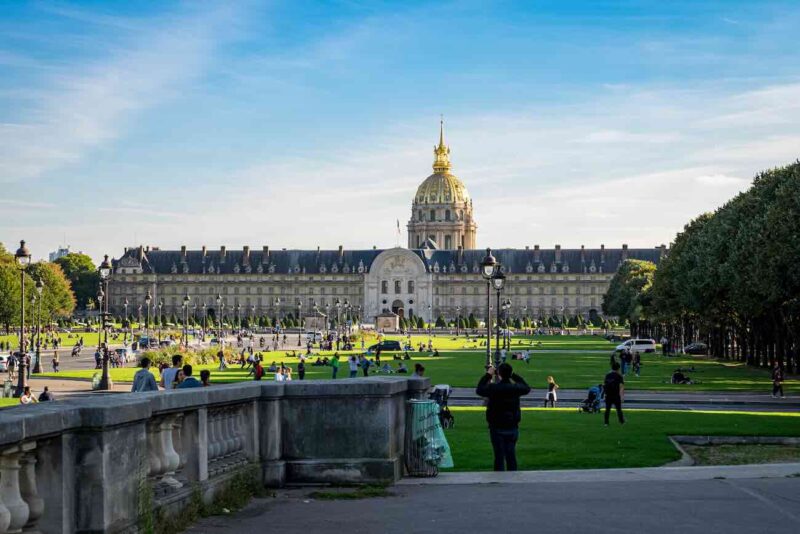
<box><xmin>397</xmin><ymin>362</ymin><xmax>408</xmax><ymax>374</ymax></box>
<box><xmin>381</xmin><ymin>362</ymin><xmax>394</xmax><ymax>374</ymax></box>
<box><xmin>671</xmin><ymin>370</ymin><xmax>693</xmax><ymax>385</ymax></box>
<box><xmin>403</xmin><ymin>351</ymin><xmax>411</xmax><ymax>360</ymax></box>
<box><xmin>267</xmin><ymin>361</ymin><xmax>278</xmax><ymax>372</ymax></box>
<box><xmin>178</xmin><ymin>364</ymin><xmax>201</xmax><ymax>388</ymax></box>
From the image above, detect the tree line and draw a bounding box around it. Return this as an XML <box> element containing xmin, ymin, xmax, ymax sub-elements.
<box><xmin>604</xmin><ymin>161</ymin><xmax>800</xmax><ymax>372</ymax></box>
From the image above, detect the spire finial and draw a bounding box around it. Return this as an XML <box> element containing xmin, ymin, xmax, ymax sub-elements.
<box><xmin>433</xmin><ymin>116</ymin><xmax>451</xmax><ymax>172</ymax></box>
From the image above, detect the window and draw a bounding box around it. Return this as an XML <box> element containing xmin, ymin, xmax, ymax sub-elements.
<box><xmin>418</xmin><ymin>211</ymin><xmax>423</xmax><ymax>221</ymax></box>
<box><xmin>381</xmin><ymin>281</ymin><xmax>388</xmax><ymax>294</ymax></box>
<box><xmin>444</xmin><ymin>235</ymin><xmax>452</xmax><ymax>249</ymax></box>
<box><xmin>430</xmin><ymin>209</ymin><xmax>436</xmax><ymax>221</ymax></box>
<box><xmin>394</xmin><ymin>280</ymin><xmax>401</xmax><ymax>294</ymax></box>
<box><xmin>408</xmin><ymin>280</ymin><xmax>415</xmax><ymax>293</ymax></box>
<box><xmin>445</xmin><ymin>209</ymin><xmax>451</xmax><ymax>221</ymax></box>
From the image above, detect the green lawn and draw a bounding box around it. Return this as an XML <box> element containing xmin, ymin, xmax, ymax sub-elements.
<box><xmin>36</xmin><ymin>334</ymin><xmax>791</xmax><ymax>393</ymax></box>
<box><xmin>443</xmin><ymin>407</ymin><xmax>800</xmax><ymax>471</ymax></box>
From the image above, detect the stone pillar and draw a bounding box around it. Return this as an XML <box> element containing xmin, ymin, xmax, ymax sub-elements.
<box><xmin>259</xmin><ymin>383</ymin><xmax>285</xmax><ymax>487</ymax></box>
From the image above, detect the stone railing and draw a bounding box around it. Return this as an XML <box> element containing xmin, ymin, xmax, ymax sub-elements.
<box><xmin>0</xmin><ymin>376</ymin><xmax>429</xmax><ymax>533</ymax></box>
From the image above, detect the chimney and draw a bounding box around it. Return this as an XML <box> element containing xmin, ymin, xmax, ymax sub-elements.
<box><xmin>525</xmin><ymin>245</ymin><xmax>529</xmax><ymax>250</ymax></box>
<box><xmin>458</xmin><ymin>245</ymin><xmax>464</xmax><ymax>263</ymax></box>
<box><xmin>180</xmin><ymin>245</ymin><xmax>187</xmax><ymax>259</ymax></box>
<box><xmin>659</xmin><ymin>244</ymin><xmax>667</xmax><ymax>260</ymax></box>
<box><xmin>124</xmin><ymin>247</ymin><xmax>128</xmax><ymax>254</ymax></box>
<box><xmin>220</xmin><ymin>246</ymin><xmax>226</xmax><ymax>262</ymax></box>
<box><xmin>338</xmin><ymin>245</ymin><xmax>344</xmax><ymax>259</ymax></box>
<box><xmin>580</xmin><ymin>245</ymin><xmax>586</xmax><ymax>262</ymax></box>
<box><xmin>373</xmin><ymin>245</ymin><xmax>377</xmax><ymax>250</ymax></box>
<box><xmin>262</xmin><ymin>246</ymin><xmax>269</xmax><ymax>263</ymax></box>
<box><xmin>555</xmin><ymin>244</ymin><xmax>561</xmax><ymax>263</ymax></box>
<box><xmin>243</xmin><ymin>246</ymin><xmax>250</xmax><ymax>264</ymax></box>
<box><xmin>622</xmin><ymin>243</ymin><xmax>629</xmax><ymax>261</ymax></box>
<box><xmin>600</xmin><ymin>244</ymin><xmax>605</xmax><ymax>262</ymax></box>
<box><xmin>534</xmin><ymin>245</ymin><xmax>540</xmax><ymax>263</ymax></box>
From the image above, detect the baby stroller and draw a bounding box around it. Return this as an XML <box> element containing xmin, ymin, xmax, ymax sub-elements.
<box><xmin>578</xmin><ymin>384</ymin><xmax>603</xmax><ymax>413</ymax></box>
<box><xmin>429</xmin><ymin>384</ymin><xmax>455</xmax><ymax>429</ymax></box>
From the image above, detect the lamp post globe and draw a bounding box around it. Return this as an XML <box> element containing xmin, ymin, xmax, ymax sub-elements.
<box><xmin>480</xmin><ymin>248</ymin><xmax>499</xmax><ymax>370</ymax></box>
<box><xmin>32</xmin><ymin>278</ymin><xmax>44</xmax><ymax>374</ymax></box>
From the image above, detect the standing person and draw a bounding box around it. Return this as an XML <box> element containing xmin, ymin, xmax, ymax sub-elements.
<box><xmin>217</xmin><ymin>349</ymin><xmax>228</xmax><ymax>371</ymax></box>
<box><xmin>632</xmin><ymin>351</ymin><xmax>641</xmax><ymax>377</ymax></box>
<box><xmin>620</xmin><ymin>347</ymin><xmax>630</xmax><ymax>375</ymax></box>
<box><xmin>52</xmin><ymin>350</ymin><xmax>60</xmax><ymax>372</ymax></box>
<box><xmin>348</xmin><ymin>355</ymin><xmax>359</xmax><ymax>378</ymax></box>
<box><xmin>544</xmin><ymin>375</ymin><xmax>559</xmax><ymax>408</ymax></box>
<box><xmin>772</xmin><ymin>362</ymin><xmax>785</xmax><ymax>398</ymax></box>
<box><xmin>331</xmin><ymin>353</ymin><xmax>340</xmax><ymax>379</ymax></box>
<box><xmin>360</xmin><ymin>355</ymin><xmax>371</xmax><ymax>377</ymax></box>
<box><xmin>603</xmin><ymin>361</ymin><xmax>625</xmax><ymax>426</ymax></box>
<box><xmin>298</xmin><ymin>358</ymin><xmax>306</xmax><ymax>380</ymax></box>
<box><xmin>660</xmin><ymin>336</ymin><xmax>668</xmax><ymax>356</ymax></box>
<box><xmin>476</xmin><ymin>363</ymin><xmax>531</xmax><ymax>471</ymax></box>
<box><xmin>160</xmin><ymin>355</ymin><xmax>183</xmax><ymax>390</ymax></box>
<box><xmin>131</xmin><ymin>357</ymin><xmax>158</xmax><ymax>392</ymax></box>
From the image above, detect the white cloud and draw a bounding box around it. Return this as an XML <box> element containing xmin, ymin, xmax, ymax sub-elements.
<box><xmin>0</xmin><ymin>3</ymin><xmax>245</xmax><ymax>183</ymax></box>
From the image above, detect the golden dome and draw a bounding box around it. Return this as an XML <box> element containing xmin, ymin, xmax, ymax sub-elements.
<box><xmin>415</xmin><ymin>172</ymin><xmax>471</xmax><ymax>205</ymax></box>
<box><xmin>414</xmin><ymin>119</ymin><xmax>471</xmax><ymax>205</ymax></box>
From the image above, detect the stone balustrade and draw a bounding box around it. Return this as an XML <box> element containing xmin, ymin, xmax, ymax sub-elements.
<box><xmin>0</xmin><ymin>376</ymin><xmax>429</xmax><ymax>533</ymax></box>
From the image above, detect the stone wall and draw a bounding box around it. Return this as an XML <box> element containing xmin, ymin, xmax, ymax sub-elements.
<box><xmin>0</xmin><ymin>377</ymin><xmax>429</xmax><ymax>533</ymax></box>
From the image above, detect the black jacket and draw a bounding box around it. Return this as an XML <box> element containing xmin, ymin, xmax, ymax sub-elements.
<box><xmin>476</xmin><ymin>374</ymin><xmax>532</xmax><ymax>429</ymax></box>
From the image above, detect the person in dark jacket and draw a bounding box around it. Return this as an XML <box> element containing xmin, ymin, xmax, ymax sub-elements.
<box><xmin>476</xmin><ymin>363</ymin><xmax>531</xmax><ymax>471</ymax></box>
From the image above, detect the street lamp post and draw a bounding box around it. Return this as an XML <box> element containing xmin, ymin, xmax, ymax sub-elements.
<box><xmin>216</xmin><ymin>294</ymin><xmax>223</xmax><ymax>340</ymax></box>
<box><xmin>503</xmin><ymin>299</ymin><xmax>512</xmax><ymax>350</ymax></box>
<box><xmin>492</xmin><ymin>271</ymin><xmax>506</xmax><ymax>368</ymax></box>
<box><xmin>97</xmin><ymin>255</ymin><xmax>112</xmax><ymax>390</ymax></box>
<box><xmin>157</xmin><ymin>300</ymin><xmax>163</xmax><ymax>342</ymax></box>
<box><xmin>182</xmin><ymin>294</ymin><xmax>191</xmax><ymax>347</ymax></box>
<box><xmin>297</xmin><ymin>301</ymin><xmax>303</xmax><ymax>346</ymax></box>
<box><xmin>235</xmin><ymin>303</ymin><xmax>241</xmax><ymax>330</ymax></box>
<box><xmin>123</xmin><ymin>298</ymin><xmax>129</xmax><ymax>345</ymax></box>
<box><xmin>14</xmin><ymin>240</ymin><xmax>32</xmax><ymax>397</ymax></box>
<box><xmin>32</xmin><ymin>278</ymin><xmax>44</xmax><ymax>374</ymax></box>
<box><xmin>480</xmin><ymin>248</ymin><xmax>499</xmax><ymax>370</ymax></box>
<box><xmin>455</xmin><ymin>305</ymin><xmax>461</xmax><ymax>336</ymax></box>
<box><xmin>144</xmin><ymin>291</ymin><xmax>152</xmax><ymax>342</ymax></box>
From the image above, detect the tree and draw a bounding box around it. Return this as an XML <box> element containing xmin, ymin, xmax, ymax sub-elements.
<box><xmin>602</xmin><ymin>259</ymin><xmax>657</xmax><ymax>329</ymax></box>
<box><xmin>435</xmin><ymin>314</ymin><xmax>446</xmax><ymax>328</ymax></box>
<box><xmin>54</xmin><ymin>253</ymin><xmax>99</xmax><ymax>310</ymax></box>
<box><xmin>26</xmin><ymin>261</ymin><xmax>76</xmax><ymax>321</ymax></box>
<box><xmin>468</xmin><ymin>313</ymin><xmax>479</xmax><ymax>329</ymax></box>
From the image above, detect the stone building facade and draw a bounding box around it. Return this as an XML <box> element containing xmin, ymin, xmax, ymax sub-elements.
<box><xmin>108</xmin><ymin>126</ymin><xmax>664</xmax><ymax>325</ymax></box>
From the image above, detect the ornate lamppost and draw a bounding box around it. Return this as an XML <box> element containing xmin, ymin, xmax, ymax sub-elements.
<box><xmin>13</xmin><ymin>240</ymin><xmax>32</xmax><ymax>397</ymax></box>
<box><xmin>123</xmin><ymin>297</ymin><xmax>129</xmax><ymax>345</ymax></box>
<box><xmin>32</xmin><ymin>278</ymin><xmax>44</xmax><ymax>374</ymax></box>
<box><xmin>182</xmin><ymin>294</ymin><xmax>191</xmax><ymax>347</ymax></box>
<box><xmin>157</xmin><ymin>300</ymin><xmax>163</xmax><ymax>342</ymax></box>
<box><xmin>503</xmin><ymin>299</ymin><xmax>512</xmax><ymax>350</ymax></box>
<box><xmin>97</xmin><ymin>255</ymin><xmax>112</xmax><ymax>390</ymax></box>
<box><xmin>480</xmin><ymin>248</ymin><xmax>499</xmax><ymax>370</ymax></box>
<box><xmin>492</xmin><ymin>271</ymin><xmax>506</xmax><ymax>368</ymax></box>
<box><xmin>235</xmin><ymin>302</ymin><xmax>241</xmax><ymax>330</ymax></box>
<box><xmin>297</xmin><ymin>301</ymin><xmax>303</xmax><ymax>346</ymax></box>
<box><xmin>455</xmin><ymin>305</ymin><xmax>461</xmax><ymax>336</ymax></box>
<box><xmin>216</xmin><ymin>294</ymin><xmax>223</xmax><ymax>339</ymax></box>
<box><xmin>144</xmin><ymin>291</ymin><xmax>152</xmax><ymax>342</ymax></box>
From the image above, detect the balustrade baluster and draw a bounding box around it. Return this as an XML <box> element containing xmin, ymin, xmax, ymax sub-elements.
<box><xmin>158</xmin><ymin>416</ymin><xmax>182</xmax><ymax>489</ymax></box>
<box><xmin>19</xmin><ymin>443</ymin><xmax>43</xmax><ymax>534</ymax></box>
<box><xmin>147</xmin><ymin>423</ymin><xmax>163</xmax><ymax>480</ymax></box>
<box><xmin>0</xmin><ymin>447</ymin><xmax>29</xmax><ymax>534</ymax></box>
<box><xmin>0</xmin><ymin>490</ymin><xmax>11</xmax><ymax>533</ymax></box>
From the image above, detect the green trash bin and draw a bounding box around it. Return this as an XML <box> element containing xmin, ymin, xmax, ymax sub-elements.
<box><xmin>405</xmin><ymin>400</ymin><xmax>454</xmax><ymax>477</ymax></box>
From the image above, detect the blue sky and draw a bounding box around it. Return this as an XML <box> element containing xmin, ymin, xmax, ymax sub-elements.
<box><xmin>2</xmin><ymin>0</ymin><xmax>800</xmax><ymax>261</ymax></box>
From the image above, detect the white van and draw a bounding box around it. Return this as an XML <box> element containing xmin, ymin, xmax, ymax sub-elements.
<box><xmin>306</xmin><ymin>331</ymin><xmax>323</xmax><ymax>343</ymax></box>
<box><xmin>615</xmin><ymin>339</ymin><xmax>657</xmax><ymax>353</ymax></box>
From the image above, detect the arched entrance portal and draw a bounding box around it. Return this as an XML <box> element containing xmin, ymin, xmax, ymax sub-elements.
<box><xmin>391</xmin><ymin>299</ymin><xmax>404</xmax><ymax>319</ymax></box>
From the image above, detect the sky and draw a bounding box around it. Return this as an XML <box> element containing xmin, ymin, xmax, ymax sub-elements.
<box><xmin>1</xmin><ymin>0</ymin><xmax>799</xmax><ymax>262</ymax></box>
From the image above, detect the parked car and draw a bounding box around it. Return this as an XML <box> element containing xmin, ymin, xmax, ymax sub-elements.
<box><xmin>159</xmin><ymin>340</ymin><xmax>175</xmax><ymax>348</ymax></box>
<box><xmin>114</xmin><ymin>348</ymin><xmax>137</xmax><ymax>363</ymax></box>
<box><xmin>306</xmin><ymin>331</ymin><xmax>323</xmax><ymax>343</ymax></box>
<box><xmin>615</xmin><ymin>338</ymin><xmax>657</xmax><ymax>353</ymax></box>
<box><xmin>683</xmin><ymin>342</ymin><xmax>708</xmax><ymax>355</ymax></box>
<box><xmin>368</xmin><ymin>340</ymin><xmax>402</xmax><ymax>352</ymax></box>
<box><xmin>209</xmin><ymin>338</ymin><xmax>221</xmax><ymax>346</ymax></box>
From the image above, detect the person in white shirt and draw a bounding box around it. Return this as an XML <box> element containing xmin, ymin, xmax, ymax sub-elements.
<box><xmin>274</xmin><ymin>367</ymin><xmax>284</xmax><ymax>382</ymax></box>
<box><xmin>160</xmin><ymin>355</ymin><xmax>183</xmax><ymax>390</ymax></box>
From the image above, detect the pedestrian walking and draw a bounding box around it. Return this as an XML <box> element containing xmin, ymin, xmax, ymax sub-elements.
<box><xmin>298</xmin><ymin>358</ymin><xmax>306</xmax><ymax>380</ymax></box>
<box><xmin>52</xmin><ymin>350</ymin><xmax>60</xmax><ymax>372</ymax></box>
<box><xmin>632</xmin><ymin>351</ymin><xmax>641</xmax><ymax>377</ymax></box>
<box><xmin>217</xmin><ymin>349</ymin><xmax>228</xmax><ymax>371</ymax></box>
<box><xmin>544</xmin><ymin>375</ymin><xmax>558</xmax><ymax>407</ymax></box>
<box><xmin>348</xmin><ymin>355</ymin><xmax>358</xmax><ymax>378</ymax></box>
<box><xmin>772</xmin><ymin>362</ymin><xmax>785</xmax><ymax>398</ymax></box>
<box><xmin>603</xmin><ymin>361</ymin><xmax>625</xmax><ymax>426</ymax></box>
<box><xmin>476</xmin><ymin>363</ymin><xmax>531</xmax><ymax>471</ymax></box>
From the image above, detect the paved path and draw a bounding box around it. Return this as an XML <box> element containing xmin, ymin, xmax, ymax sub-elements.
<box><xmin>187</xmin><ymin>464</ymin><xmax>800</xmax><ymax>534</ymax></box>
<box><xmin>448</xmin><ymin>387</ymin><xmax>800</xmax><ymax>412</ymax></box>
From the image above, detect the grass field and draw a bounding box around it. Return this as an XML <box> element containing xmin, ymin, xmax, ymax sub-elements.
<box><xmin>443</xmin><ymin>408</ymin><xmax>800</xmax><ymax>471</ymax></box>
<box><xmin>38</xmin><ymin>334</ymin><xmax>792</xmax><ymax>393</ymax></box>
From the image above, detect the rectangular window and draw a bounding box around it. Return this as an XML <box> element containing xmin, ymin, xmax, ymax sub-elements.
<box><xmin>408</xmin><ymin>280</ymin><xmax>415</xmax><ymax>293</ymax></box>
<box><xmin>395</xmin><ymin>280</ymin><xmax>401</xmax><ymax>294</ymax></box>
<box><xmin>381</xmin><ymin>281</ymin><xmax>388</xmax><ymax>294</ymax></box>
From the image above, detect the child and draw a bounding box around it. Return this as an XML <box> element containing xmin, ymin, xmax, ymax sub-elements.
<box><xmin>544</xmin><ymin>375</ymin><xmax>559</xmax><ymax>408</ymax></box>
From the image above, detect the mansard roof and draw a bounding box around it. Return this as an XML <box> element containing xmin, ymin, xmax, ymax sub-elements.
<box><xmin>113</xmin><ymin>245</ymin><xmax>664</xmax><ymax>275</ymax></box>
